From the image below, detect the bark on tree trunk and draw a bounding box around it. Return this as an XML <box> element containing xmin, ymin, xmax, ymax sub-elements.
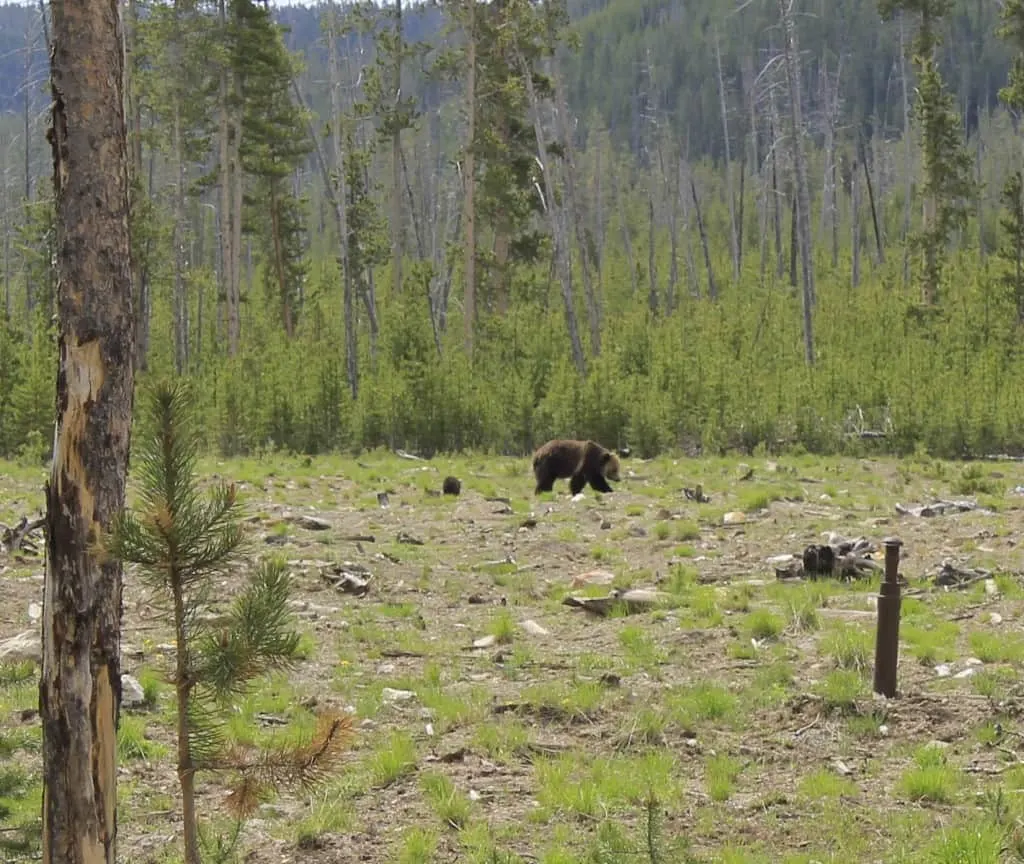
<box><xmin>899</xmin><ymin>12</ymin><xmax>912</xmax><ymax>289</ymax></box>
<box><xmin>462</xmin><ymin>0</ymin><xmax>476</xmax><ymax>358</ymax></box>
<box><xmin>42</xmin><ymin>0</ymin><xmax>135</xmax><ymax>859</ymax></box>
<box><xmin>550</xmin><ymin>48</ymin><xmax>600</xmax><ymax>353</ymax></box>
<box><xmin>715</xmin><ymin>29</ymin><xmax>740</xmax><ymax>282</ymax></box>
<box><xmin>392</xmin><ymin>0</ymin><xmax>403</xmax><ymax>297</ymax></box>
<box><xmin>125</xmin><ymin>0</ymin><xmax>149</xmax><ymax>370</ymax></box>
<box><xmin>519</xmin><ymin>47</ymin><xmax>586</xmax><ymax>377</ymax></box>
<box><xmin>778</xmin><ymin>0</ymin><xmax>815</xmax><ymax>366</ymax></box>
<box><xmin>173</xmin><ymin>99</ymin><xmax>187</xmax><ymax>373</ymax></box>
<box><xmin>852</xmin><ymin>157</ymin><xmax>861</xmax><ymax>288</ymax></box>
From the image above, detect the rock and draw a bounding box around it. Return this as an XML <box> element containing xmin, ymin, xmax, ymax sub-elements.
<box><xmin>381</xmin><ymin>688</ymin><xmax>415</xmax><ymax>704</ymax></box>
<box><xmin>121</xmin><ymin>674</ymin><xmax>147</xmax><ymax>707</ymax></box>
<box><xmin>571</xmin><ymin>569</ymin><xmax>616</xmax><ymax>587</ymax></box>
<box><xmin>291</xmin><ymin>515</ymin><xmax>332</xmax><ymax>531</ymax></box>
<box><xmin>723</xmin><ymin>511</ymin><xmax>746</xmax><ymax>525</ymax></box>
<box><xmin>472</xmin><ymin>634</ymin><xmax>497</xmax><ymax>649</ymax></box>
<box><xmin>27</xmin><ymin>602</ymin><xmax>41</xmax><ymax>623</ymax></box>
<box><xmin>520</xmin><ymin>619</ymin><xmax>549</xmax><ymax>636</ymax></box>
<box><xmin>0</xmin><ymin>631</ymin><xmax>40</xmax><ymax>663</ymax></box>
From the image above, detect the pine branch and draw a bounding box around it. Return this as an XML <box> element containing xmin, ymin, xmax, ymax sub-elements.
<box><xmin>218</xmin><ymin>712</ymin><xmax>356</xmax><ymax>818</ymax></box>
<box><xmin>193</xmin><ymin>557</ymin><xmax>302</xmax><ymax>701</ymax></box>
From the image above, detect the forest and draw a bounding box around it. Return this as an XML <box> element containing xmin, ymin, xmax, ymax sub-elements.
<box><xmin>1</xmin><ymin>0</ymin><xmax>1023</xmax><ymax>461</ymax></box>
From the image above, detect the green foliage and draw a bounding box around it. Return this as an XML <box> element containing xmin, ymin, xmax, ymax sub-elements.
<box><xmin>0</xmin><ymin>662</ymin><xmax>41</xmax><ymax>858</ymax></box>
<box><xmin>880</xmin><ymin>0</ymin><xmax>974</xmax><ymax>304</ymax></box>
<box><xmin>103</xmin><ymin>380</ymin><xmax>353</xmax><ymax>860</ymax></box>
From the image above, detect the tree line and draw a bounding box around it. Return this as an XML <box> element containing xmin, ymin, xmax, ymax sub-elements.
<box><xmin>4</xmin><ymin>0</ymin><xmax>1024</xmax><ymax>460</ymax></box>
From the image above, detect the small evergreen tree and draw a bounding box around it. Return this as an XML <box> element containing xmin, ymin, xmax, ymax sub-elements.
<box><xmin>879</xmin><ymin>0</ymin><xmax>973</xmax><ymax>307</ymax></box>
<box><xmin>101</xmin><ymin>380</ymin><xmax>352</xmax><ymax>864</ymax></box>
<box><xmin>998</xmin><ymin>0</ymin><xmax>1024</xmax><ymax>324</ymax></box>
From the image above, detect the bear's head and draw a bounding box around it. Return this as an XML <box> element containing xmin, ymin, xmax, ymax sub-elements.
<box><xmin>602</xmin><ymin>450</ymin><xmax>621</xmax><ymax>482</ymax></box>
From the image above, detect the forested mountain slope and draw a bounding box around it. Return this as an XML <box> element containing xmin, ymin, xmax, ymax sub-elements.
<box><xmin>0</xmin><ymin>0</ymin><xmax>1012</xmax><ymax>162</ymax></box>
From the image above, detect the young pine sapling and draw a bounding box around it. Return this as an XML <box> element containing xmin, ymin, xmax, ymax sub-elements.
<box><xmin>101</xmin><ymin>381</ymin><xmax>352</xmax><ymax>864</ymax></box>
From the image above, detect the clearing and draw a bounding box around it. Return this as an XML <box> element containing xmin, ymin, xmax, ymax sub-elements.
<box><xmin>2</xmin><ymin>450</ymin><xmax>1024</xmax><ymax>863</ymax></box>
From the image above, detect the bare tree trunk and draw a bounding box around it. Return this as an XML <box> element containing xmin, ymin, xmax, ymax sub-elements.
<box><xmin>857</xmin><ymin>130</ymin><xmax>884</xmax><ymax>264</ymax></box>
<box><xmin>768</xmin><ymin>87</ymin><xmax>785</xmax><ymax>278</ymax></box>
<box><xmin>550</xmin><ymin>47</ymin><xmax>600</xmax><ymax>353</ymax></box>
<box><xmin>821</xmin><ymin>54</ymin><xmax>841</xmax><ymax>270</ymax></box>
<box><xmin>218</xmin><ymin>0</ymin><xmax>240</xmax><ymax>356</ymax></box>
<box><xmin>899</xmin><ymin>13</ymin><xmax>912</xmax><ymax>288</ymax></box>
<box><xmin>23</xmin><ymin>17</ymin><xmax>35</xmax><ymax>326</ymax></box>
<box><xmin>42</xmin><ymin>0</ymin><xmax>135</xmax><ymax>860</ymax></box>
<box><xmin>660</xmin><ymin>141</ymin><xmax>679</xmax><ymax>312</ymax></box>
<box><xmin>647</xmin><ymin>193</ymin><xmax>657</xmax><ymax>315</ymax></box>
<box><xmin>779</xmin><ymin>0</ymin><xmax>815</xmax><ymax>366</ymax></box>
<box><xmin>789</xmin><ymin>192</ymin><xmax>798</xmax><ymax>286</ymax></box>
<box><xmin>687</xmin><ymin>167</ymin><xmax>717</xmax><ymax>300</ymax></box>
<box><xmin>173</xmin><ymin>99</ymin><xmax>187</xmax><ymax>374</ymax></box>
<box><xmin>462</xmin><ymin>0</ymin><xmax>476</xmax><ymax>357</ymax></box>
<box><xmin>677</xmin><ymin>156</ymin><xmax>699</xmax><ymax>298</ymax></box>
<box><xmin>125</xmin><ymin>0</ymin><xmax>149</xmax><ymax>370</ymax></box>
<box><xmin>327</xmin><ymin>12</ymin><xmax>356</xmax><ymax>397</ymax></box>
<box><xmin>851</xmin><ymin>156</ymin><xmax>861</xmax><ymax>288</ymax></box>
<box><xmin>2</xmin><ymin>125</ymin><xmax>10</xmax><ymax>316</ymax></box>
<box><xmin>519</xmin><ymin>48</ymin><xmax>586</xmax><ymax>376</ymax></box>
<box><xmin>594</xmin><ymin>141</ymin><xmax>605</xmax><ymax>273</ymax></box>
<box><xmin>392</xmin><ymin>0</ymin><xmax>403</xmax><ymax>297</ymax></box>
<box><xmin>976</xmin><ymin>121</ymin><xmax>984</xmax><ymax>264</ymax></box>
<box><xmin>715</xmin><ymin>29</ymin><xmax>739</xmax><ymax>281</ymax></box>
<box><xmin>608</xmin><ymin>164</ymin><xmax>637</xmax><ymax>295</ymax></box>
<box><xmin>230</xmin><ymin>126</ymin><xmax>243</xmax><ymax>347</ymax></box>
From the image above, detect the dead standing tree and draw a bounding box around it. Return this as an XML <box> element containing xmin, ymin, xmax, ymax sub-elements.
<box><xmin>777</xmin><ymin>0</ymin><xmax>815</xmax><ymax>366</ymax></box>
<box><xmin>40</xmin><ymin>0</ymin><xmax>136</xmax><ymax>858</ymax></box>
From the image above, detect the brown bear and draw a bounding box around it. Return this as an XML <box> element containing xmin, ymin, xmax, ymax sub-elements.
<box><xmin>531</xmin><ymin>439</ymin><xmax>621</xmax><ymax>496</ymax></box>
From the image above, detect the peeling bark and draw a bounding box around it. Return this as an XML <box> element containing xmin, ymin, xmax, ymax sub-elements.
<box><xmin>42</xmin><ymin>0</ymin><xmax>135</xmax><ymax>859</ymax></box>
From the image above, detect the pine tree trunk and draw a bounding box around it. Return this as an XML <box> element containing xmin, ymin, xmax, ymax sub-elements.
<box><xmin>218</xmin><ymin>0</ymin><xmax>238</xmax><ymax>355</ymax></box>
<box><xmin>463</xmin><ymin>0</ymin><xmax>476</xmax><ymax>358</ymax></box>
<box><xmin>173</xmin><ymin>99</ymin><xmax>187</xmax><ymax>373</ymax></box>
<box><xmin>125</xmin><ymin>0</ymin><xmax>149</xmax><ymax>370</ymax></box>
<box><xmin>392</xmin><ymin>0</ymin><xmax>403</xmax><ymax>297</ymax></box>
<box><xmin>550</xmin><ymin>50</ymin><xmax>601</xmax><ymax>350</ymax></box>
<box><xmin>42</xmin><ymin>0</ymin><xmax>135</xmax><ymax>857</ymax></box>
<box><xmin>519</xmin><ymin>47</ymin><xmax>586</xmax><ymax>377</ymax></box>
<box><xmin>779</xmin><ymin>0</ymin><xmax>815</xmax><ymax>366</ymax></box>
<box><xmin>852</xmin><ymin>159</ymin><xmax>861</xmax><ymax>288</ymax></box>
<box><xmin>688</xmin><ymin>170</ymin><xmax>716</xmax><ymax>300</ymax></box>
<box><xmin>768</xmin><ymin>87</ymin><xmax>785</xmax><ymax>278</ymax></box>
<box><xmin>608</xmin><ymin>164</ymin><xmax>637</xmax><ymax>296</ymax></box>
<box><xmin>322</xmin><ymin>7</ymin><xmax>357</xmax><ymax>398</ymax></box>
<box><xmin>899</xmin><ymin>13</ymin><xmax>912</xmax><ymax>289</ymax></box>
<box><xmin>647</xmin><ymin>194</ymin><xmax>658</xmax><ymax>315</ymax></box>
<box><xmin>715</xmin><ymin>30</ymin><xmax>739</xmax><ymax>282</ymax></box>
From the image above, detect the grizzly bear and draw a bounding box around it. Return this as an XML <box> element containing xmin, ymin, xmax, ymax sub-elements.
<box><xmin>531</xmin><ymin>439</ymin><xmax>622</xmax><ymax>496</ymax></box>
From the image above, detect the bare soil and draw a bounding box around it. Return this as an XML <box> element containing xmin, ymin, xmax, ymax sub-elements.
<box><xmin>3</xmin><ymin>451</ymin><xmax>1024</xmax><ymax>863</ymax></box>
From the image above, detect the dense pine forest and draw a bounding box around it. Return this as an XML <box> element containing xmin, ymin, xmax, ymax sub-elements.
<box><xmin>1</xmin><ymin>0</ymin><xmax>1023</xmax><ymax>461</ymax></box>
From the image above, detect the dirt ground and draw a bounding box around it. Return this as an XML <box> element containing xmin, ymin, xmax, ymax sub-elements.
<box><xmin>3</xmin><ymin>450</ymin><xmax>1024</xmax><ymax>863</ymax></box>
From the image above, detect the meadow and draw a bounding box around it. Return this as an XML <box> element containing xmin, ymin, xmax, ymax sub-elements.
<box><xmin>3</xmin><ymin>449</ymin><xmax>1024</xmax><ymax>863</ymax></box>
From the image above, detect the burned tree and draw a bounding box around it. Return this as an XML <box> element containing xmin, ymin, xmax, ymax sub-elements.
<box><xmin>40</xmin><ymin>0</ymin><xmax>136</xmax><ymax>859</ymax></box>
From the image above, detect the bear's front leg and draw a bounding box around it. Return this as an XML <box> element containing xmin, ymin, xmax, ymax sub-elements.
<box><xmin>569</xmin><ymin>473</ymin><xmax>587</xmax><ymax>495</ymax></box>
<box><xmin>588</xmin><ymin>474</ymin><xmax>614</xmax><ymax>494</ymax></box>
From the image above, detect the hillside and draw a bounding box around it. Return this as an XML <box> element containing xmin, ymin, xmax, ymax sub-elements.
<box><xmin>0</xmin><ymin>0</ymin><xmax>1013</xmax><ymax>165</ymax></box>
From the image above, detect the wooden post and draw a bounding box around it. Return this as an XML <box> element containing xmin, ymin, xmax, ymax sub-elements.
<box><xmin>872</xmin><ymin>538</ymin><xmax>903</xmax><ymax>699</ymax></box>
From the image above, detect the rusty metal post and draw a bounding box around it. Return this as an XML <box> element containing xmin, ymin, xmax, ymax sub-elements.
<box><xmin>873</xmin><ymin>537</ymin><xmax>903</xmax><ymax>698</ymax></box>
